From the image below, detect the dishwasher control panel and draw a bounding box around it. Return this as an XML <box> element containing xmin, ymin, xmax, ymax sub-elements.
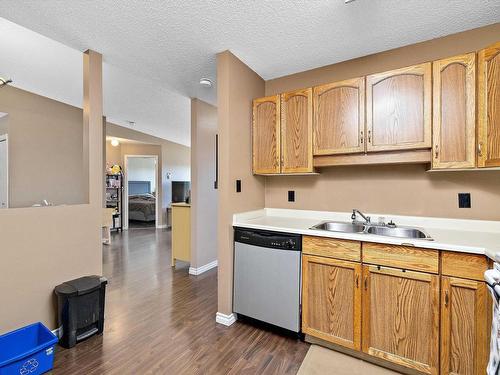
<box><xmin>234</xmin><ymin>228</ymin><xmax>301</xmax><ymax>251</ymax></box>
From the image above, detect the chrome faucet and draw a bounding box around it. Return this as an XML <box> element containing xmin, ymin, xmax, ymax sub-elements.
<box><xmin>351</xmin><ymin>209</ymin><xmax>371</xmax><ymax>224</ymax></box>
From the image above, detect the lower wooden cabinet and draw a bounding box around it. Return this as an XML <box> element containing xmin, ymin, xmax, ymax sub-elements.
<box><xmin>302</xmin><ymin>255</ymin><xmax>362</xmax><ymax>350</ymax></box>
<box><xmin>440</xmin><ymin>276</ymin><xmax>490</xmax><ymax>375</ymax></box>
<box><xmin>362</xmin><ymin>265</ymin><xmax>440</xmax><ymax>374</ymax></box>
<box><xmin>302</xmin><ymin>238</ymin><xmax>492</xmax><ymax>375</ymax></box>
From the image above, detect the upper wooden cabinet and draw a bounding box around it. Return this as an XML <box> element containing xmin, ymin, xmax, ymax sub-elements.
<box><xmin>440</xmin><ymin>277</ymin><xmax>489</xmax><ymax>375</ymax></box>
<box><xmin>281</xmin><ymin>88</ymin><xmax>313</xmax><ymax>173</ymax></box>
<box><xmin>302</xmin><ymin>255</ymin><xmax>362</xmax><ymax>350</ymax></box>
<box><xmin>313</xmin><ymin>77</ymin><xmax>365</xmax><ymax>155</ymax></box>
<box><xmin>366</xmin><ymin>63</ymin><xmax>432</xmax><ymax>152</ymax></box>
<box><xmin>252</xmin><ymin>95</ymin><xmax>281</xmax><ymax>174</ymax></box>
<box><xmin>362</xmin><ymin>265</ymin><xmax>440</xmax><ymax>374</ymax></box>
<box><xmin>478</xmin><ymin>41</ymin><xmax>500</xmax><ymax>167</ymax></box>
<box><xmin>253</xmin><ymin>42</ymin><xmax>500</xmax><ymax>171</ymax></box>
<box><xmin>432</xmin><ymin>54</ymin><xmax>476</xmax><ymax>169</ymax></box>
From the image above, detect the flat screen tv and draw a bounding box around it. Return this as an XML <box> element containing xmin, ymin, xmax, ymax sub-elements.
<box><xmin>172</xmin><ymin>181</ymin><xmax>190</xmax><ymax>203</ymax></box>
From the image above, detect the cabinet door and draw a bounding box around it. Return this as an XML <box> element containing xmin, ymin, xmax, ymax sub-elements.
<box><xmin>362</xmin><ymin>265</ymin><xmax>439</xmax><ymax>374</ymax></box>
<box><xmin>441</xmin><ymin>277</ymin><xmax>490</xmax><ymax>375</ymax></box>
<box><xmin>281</xmin><ymin>88</ymin><xmax>313</xmax><ymax>173</ymax></box>
<box><xmin>478</xmin><ymin>41</ymin><xmax>500</xmax><ymax>167</ymax></box>
<box><xmin>366</xmin><ymin>63</ymin><xmax>432</xmax><ymax>152</ymax></box>
<box><xmin>252</xmin><ymin>95</ymin><xmax>280</xmax><ymax>174</ymax></box>
<box><xmin>432</xmin><ymin>54</ymin><xmax>476</xmax><ymax>169</ymax></box>
<box><xmin>302</xmin><ymin>255</ymin><xmax>362</xmax><ymax>350</ymax></box>
<box><xmin>313</xmin><ymin>77</ymin><xmax>365</xmax><ymax>155</ymax></box>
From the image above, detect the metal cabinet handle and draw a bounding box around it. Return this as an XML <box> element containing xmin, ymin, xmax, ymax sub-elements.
<box><xmin>444</xmin><ymin>290</ymin><xmax>449</xmax><ymax>307</ymax></box>
<box><xmin>364</xmin><ymin>276</ymin><xmax>368</xmax><ymax>291</ymax></box>
<box><xmin>435</xmin><ymin>145</ymin><xmax>439</xmax><ymax>159</ymax></box>
<box><xmin>367</xmin><ymin>130</ymin><xmax>372</xmax><ymax>143</ymax></box>
<box><xmin>355</xmin><ymin>275</ymin><xmax>359</xmax><ymax>289</ymax></box>
<box><xmin>360</xmin><ymin>131</ymin><xmax>364</xmax><ymax>144</ymax></box>
<box><xmin>478</xmin><ymin>142</ymin><xmax>483</xmax><ymax>157</ymax></box>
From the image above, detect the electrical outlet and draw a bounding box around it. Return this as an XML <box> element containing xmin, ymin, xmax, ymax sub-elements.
<box><xmin>458</xmin><ymin>193</ymin><xmax>471</xmax><ymax>208</ymax></box>
<box><xmin>288</xmin><ymin>190</ymin><xmax>295</xmax><ymax>202</ymax></box>
<box><xmin>236</xmin><ymin>180</ymin><xmax>241</xmax><ymax>193</ymax></box>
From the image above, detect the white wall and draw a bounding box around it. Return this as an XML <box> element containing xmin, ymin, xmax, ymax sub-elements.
<box><xmin>127</xmin><ymin>156</ymin><xmax>156</xmax><ymax>193</ymax></box>
<box><xmin>162</xmin><ymin>142</ymin><xmax>191</xmax><ymax>206</ymax></box>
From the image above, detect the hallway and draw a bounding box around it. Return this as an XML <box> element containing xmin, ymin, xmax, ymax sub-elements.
<box><xmin>52</xmin><ymin>229</ymin><xmax>308</xmax><ymax>374</ymax></box>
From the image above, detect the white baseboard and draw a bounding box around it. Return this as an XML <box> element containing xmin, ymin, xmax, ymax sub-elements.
<box><xmin>189</xmin><ymin>260</ymin><xmax>218</xmax><ymax>276</ymax></box>
<box><xmin>52</xmin><ymin>326</ymin><xmax>62</xmax><ymax>339</ymax></box>
<box><xmin>216</xmin><ymin>312</ymin><xmax>237</xmax><ymax>326</ymax></box>
<box><xmin>156</xmin><ymin>224</ymin><xmax>167</xmax><ymax>229</ymax></box>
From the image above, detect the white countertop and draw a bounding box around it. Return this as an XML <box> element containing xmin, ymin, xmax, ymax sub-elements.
<box><xmin>233</xmin><ymin>208</ymin><xmax>500</xmax><ymax>261</ymax></box>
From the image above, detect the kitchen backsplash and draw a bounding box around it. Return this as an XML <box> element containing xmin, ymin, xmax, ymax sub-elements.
<box><xmin>264</xmin><ymin>164</ymin><xmax>500</xmax><ymax>221</ymax></box>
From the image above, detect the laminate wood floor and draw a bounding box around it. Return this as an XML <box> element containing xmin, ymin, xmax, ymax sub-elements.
<box><xmin>52</xmin><ymin>229</ymin><xmax>309</xmax><ymax>374</ymax></box>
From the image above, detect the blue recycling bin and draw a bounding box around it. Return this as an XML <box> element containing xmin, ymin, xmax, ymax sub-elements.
<box><xmin>0</xmin><ymin>322</ymin><xmax>58</xmax><ymax>375</ymax></box>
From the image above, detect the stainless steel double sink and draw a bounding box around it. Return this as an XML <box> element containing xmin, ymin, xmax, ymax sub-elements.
<box><xmin>311</xmin><ymin>221</ymin><xmax>433</xmax><ymax>240</ymax></box>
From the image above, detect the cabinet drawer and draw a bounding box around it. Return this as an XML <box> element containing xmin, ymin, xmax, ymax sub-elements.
<box><xmin>441</xmin><ymin>251</ymin><xmax>490</xmax><ymax>281</ymax></box>
<box><xmin>303</xmin><ymin>236</ymin><xmax>361</xmax><ymax>261</ymax></box>
<box><xmin>362</xmin><ymin>242</ymin><xmax>439</xmax><ymax>274</ymax></box>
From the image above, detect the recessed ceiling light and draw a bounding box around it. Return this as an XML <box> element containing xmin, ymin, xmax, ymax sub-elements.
<box><xmin>199</xmin><ymin>78</ymin><xmax>213</xmax><ymax>88</ymax></box>
<box><xmin>345</xmin><ymin>0</ymin><xmax>356</xmax><ymax>3</ymax></box>
<box><xmin>111</xmin><ymin>138</ymin><xmax>120</xmax><ymax>147</ymax></box>
<box><xmin>127</xmin><ymin>120</ymin><xmax>135</xmax><ymax>126</ymax></box>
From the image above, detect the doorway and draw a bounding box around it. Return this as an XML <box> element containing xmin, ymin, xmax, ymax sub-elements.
<box><xmin>124</xmin><ymin>155</ymin><xmax>159</xmax><ymax>229</ymax></box>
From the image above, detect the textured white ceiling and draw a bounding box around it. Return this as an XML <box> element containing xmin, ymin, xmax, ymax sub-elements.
<box><xmin>0</xmin><ymin>17</ymin><xmax>191</xmax><ymax>146</ymax></box>
<box><xmin>0</xmin><ymin>1</ymin><xmax>499</xmax><ymax>144</ymax></box>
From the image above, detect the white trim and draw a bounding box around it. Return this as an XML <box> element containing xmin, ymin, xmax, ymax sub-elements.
<box><xmin>123</xmin><ymin>154</ymin><xmax>159</xmax><ymax>230</ymax></box>
<box><xmin>215</xmin><ymin>312</ymin><xmax>237</xmax><ymax>326</ymax></box>
<box><xmin>188</xmin><ymin>260</ymin><xmax>218</xmax><ymax>275</ymax></box>
<box><xmin>0</xmin><ymin>133</ymin><xmax>8</xmax><ymax>209</ymax></box>
<box><xmin>51</xmin><ymin>326</ymin><xmax>62</xmax><ymax>339</ymax></box>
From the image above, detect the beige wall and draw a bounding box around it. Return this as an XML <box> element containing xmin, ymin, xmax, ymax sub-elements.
<box><xmin>0</xmin><ymin>115</ymin><xmax>7</xmax><ymax>134</ymax></box>
<box><xmin>0</xmin><ymin>50</ymin><xmax>103</xmax><ymax>334</ymax></box>
<box><xmin>106</xmin><ymin>123</ymin><xmax>190</xmax><ymax>226</ymax></box>
<box><xmin>265</xmin><ymin>23</ymin><xmax>500</xmax><ymax>221</ymax></box>
<box><xmin>266</xmin><ymin>165</ymin><xmax>500</xmax><ymax>220</ymax></box>
<box><xmin>0</xmin><ymin>86</ymin><xmax>85</xmax><ymax>207</ymax></box>
<box><xmin>106</xmin><ymin>140</ymin><xmax>121</xmax><ymax>166</ymax></box>
<box><xmin>191</xmin><ymin>99</ymin><xmax>218</xmax><ymax>268</ymax></box>
<box><xmin>217</xmin><ymin>51</ymin><xmax>266</xmax><ymax>316</ymax></box>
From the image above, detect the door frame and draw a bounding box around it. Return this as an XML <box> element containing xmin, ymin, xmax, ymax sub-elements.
<box><xmin>0</xmin><ymin>133</ymin><xmax>9</xmax><ymax>208</ymax></box>
<box><xmin>123</xmin><ymin>154</ymin><xmax>159</xmax><ymax>230</ymax></box>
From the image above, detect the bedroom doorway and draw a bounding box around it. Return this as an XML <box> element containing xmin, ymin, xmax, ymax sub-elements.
<box><xmin>124</xmin><ymin>155</ymin><xmax>159</xmax><ymax>230</ymax></box>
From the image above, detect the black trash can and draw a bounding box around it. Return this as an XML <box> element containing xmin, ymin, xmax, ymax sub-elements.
<box><xmin>54</xmin><ymin>275</ymin><xmax>107</xmax><ymax>348</ymax></box>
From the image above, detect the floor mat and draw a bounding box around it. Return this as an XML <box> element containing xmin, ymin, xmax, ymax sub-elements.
<box><xmin>297</xmin><ymin>345</ymin><xmax>401</xmax><ymax>375</ymax></box>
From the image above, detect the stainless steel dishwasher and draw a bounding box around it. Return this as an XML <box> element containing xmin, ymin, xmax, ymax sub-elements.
<box><xmin>233</xmin><ymin>228</ymin><xmax>301</xmax><ymax>332</ymax></box>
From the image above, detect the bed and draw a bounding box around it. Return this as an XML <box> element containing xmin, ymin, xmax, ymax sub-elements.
<box><xmin>128</xmin><ymin>181</ymin><xmax>156</xmax><ymax>222</ymax></box>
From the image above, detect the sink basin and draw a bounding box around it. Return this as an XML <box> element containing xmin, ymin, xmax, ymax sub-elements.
<box><xmin>366</xmin><ymin>226</ymin><xmax>432</xmax><ymax>240</ymax></box>
<box><xmin>311</xmin><ymin>220</ymin><xmax>433</xmax><ymax>241</ymax></box>
<box><xmin>311</xmin><ymin>221</ymin><xmax>365</xmax><ymax>233</ymax></box>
